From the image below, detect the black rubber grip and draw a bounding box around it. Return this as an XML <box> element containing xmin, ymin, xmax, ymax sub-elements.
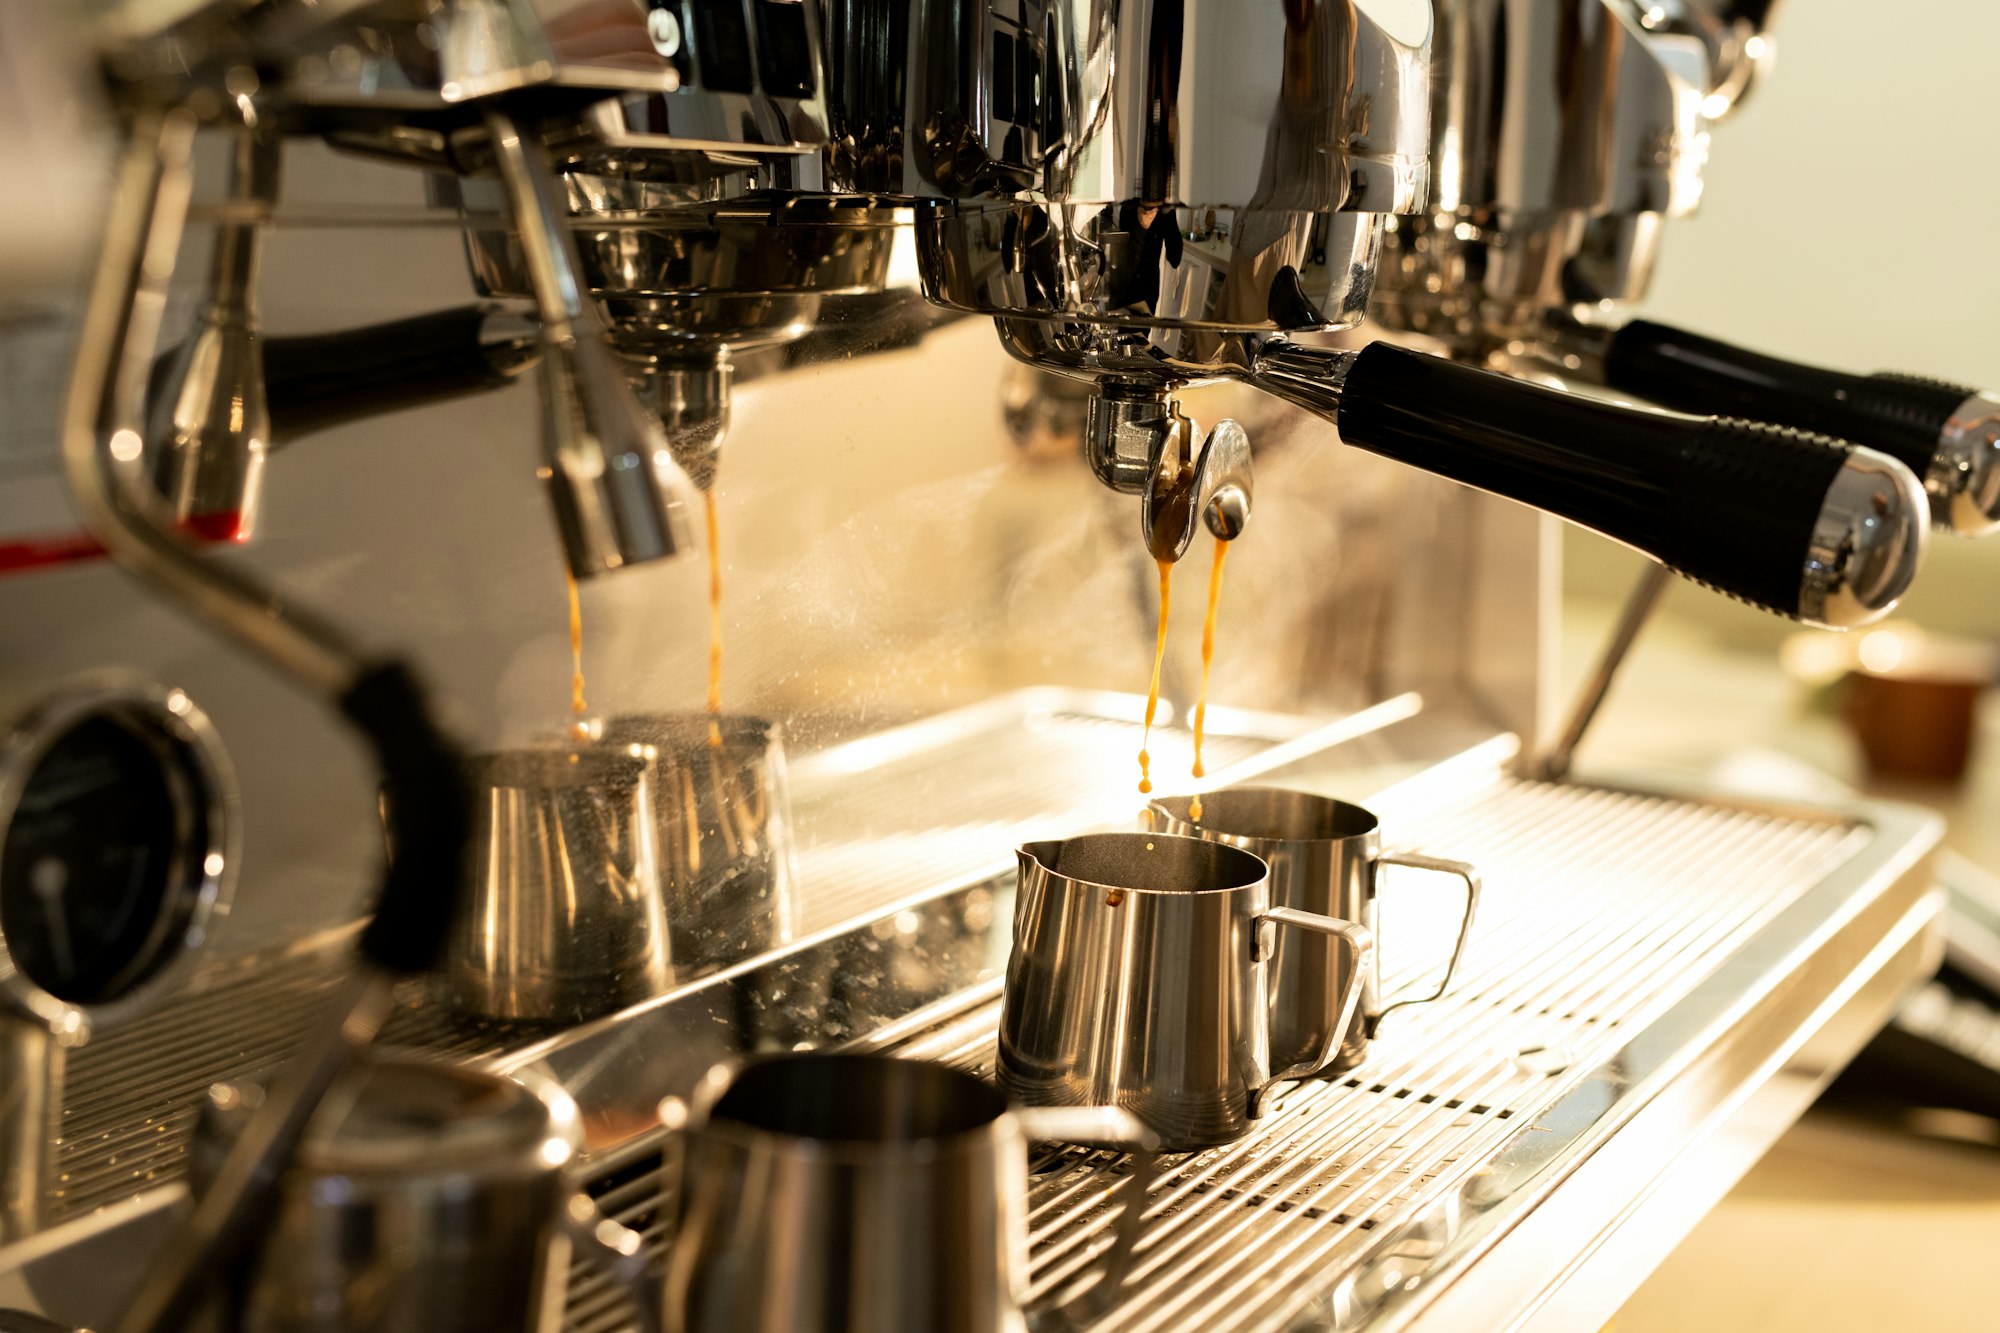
<box><xmin>1336</xmin><ymin>342</ymin><xmax>1849</xmax><ymax>618</ymax></box>
<box><xmin>262</xmin><ymin>305</ymin><xmax>517</xmax><ymax>443</ymax></box>
<box><xmin>1721</xmin><ymin>1</ymin><xmax>1781</xmax><ymax>30</ymax></box>
<box><xmin>1602</xmin><ymin>319</ymin><xmax>1972</xmax><ymax>484</ymax></box>
<box><xmin>340</xmin><ymin>660</ymin><xmax>471</xmax><ymax>976</ymax></box>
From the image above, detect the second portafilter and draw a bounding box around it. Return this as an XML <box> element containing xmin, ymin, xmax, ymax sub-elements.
<box><xmin>1553</xmin><ymin>0</ymin><xmax>2000</xmax><ymax>536</ymax></box>
<box><xmin>832</xmin><ymin>0</ymin><xmax>1927</xmax><ymax>625</ymax></box>
<box><xmin>1392</xmin><ymin>2</ymin><xmax>2000</xmax><ymax>540</ymax></box>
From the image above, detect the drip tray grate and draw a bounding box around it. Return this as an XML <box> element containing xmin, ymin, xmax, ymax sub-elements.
<box><xmin>29</xmin><ymin>700</ymin><xmax>1934</xmax><ymax>1333</ymax></box>
<box><xmin>45</xmin><ymin>690</ymin><xmax>1359</xmax><ymax>1226</ymax></box>
<box><xmin>554</xmin><ymin>776</ymin><xmax>1905</xmax><ymax>1333</ymax></box>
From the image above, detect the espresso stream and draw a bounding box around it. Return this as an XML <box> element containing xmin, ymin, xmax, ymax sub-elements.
<box><xmin>1136</xmin><ymin>541</ymin><xmax>1231</xmax><ymax>821</ymax></box>
<box><xmin>705</xmin><ymin>491</ymin><xmax>724</xmax><ymax>749</ymax></box>
<box><xmin>566</xmin><ymin>569</ymin><xmax>589</xmax><ymax>741</ymax></box>
<box><xmin>565</xmin><ymin>489</ymin><xmax>726</xmax><ymax>749</ymax></box>
<box><xmin>1188</xmin><ymin>540</ymin><xmax>1229</xmax><ymax>824</ymax></box>
<box><xmin>1137</xmin><ymin>558</ymin><xmax>1173</xmax><ymax>796</ymax></box>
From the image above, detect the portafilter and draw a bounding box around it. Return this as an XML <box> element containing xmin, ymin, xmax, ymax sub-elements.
<box><xmin>1391</xmin><ymin>2</ymin><xmax>1996</xmax><ymax>537</ymax></box>
<box><xmin>824</xmin><ymin>0</ymin><xmax>1927</xmax><ymax>626</ymax></box>
<box><xmin>1535</xmin><ymin>1</ymin><xmax>2000</xmax><ymax>536</ymax></box>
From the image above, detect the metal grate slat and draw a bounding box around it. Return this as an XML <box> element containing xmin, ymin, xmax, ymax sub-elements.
<box><xmin>554</xmin><ymin>777</ymin><xmax>1864</xmax><ymax>1332</ymax></box>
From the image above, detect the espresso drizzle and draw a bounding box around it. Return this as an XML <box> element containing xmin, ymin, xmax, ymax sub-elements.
<box><xmin>565</xmin><ymin>568</ymin><xmax>589</xmax><ymax>740</ymax></box>
<box><xmin>1137</xmin><ymin>557</ymin><xmax>1173</xmax><ymax>795</ymax></box>
<box><xmin>1187</xmin><ymin>539</ymin><xmax>1230</xmax><ymax>823</ymax></box>
<box><xmin>705</xmin><ymin>490</ymin><xmax>724</xmax><ymax>748</ymax></box>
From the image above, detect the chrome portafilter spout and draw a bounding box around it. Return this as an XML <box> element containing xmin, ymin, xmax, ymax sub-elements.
<box><xmin>1085</xmin><ymin>390</ymin><xmax>1254</xmax><ymax>563</ymax></box>
<box><xmin>147</xmin><ymin>112</ymin><xmax>277</xmax><ymax>543</ymax></box>
<box><xmin>632</xmin><ymin>356</ymin><xmax>730</xmax><ymax>493</ymax></box>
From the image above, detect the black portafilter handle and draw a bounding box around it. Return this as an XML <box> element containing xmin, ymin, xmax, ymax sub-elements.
<box><xmin>1599</xmin><ymin>319</ymin><xmax>2000</xmax><ymax>535</ymax></box>
<box><xmin>262</xmin><ymin>304</ymin><xmax>536</xmax><ymax>443</ymax></box>
<box><xmin>148</xmin><ymin>304</ymin><xmax>536</xmax><ymax>446</ymax></box>
<box><xmin>1279</xmin><ymin>342</ymin><xmax>1928</xmax><ymax>629</ymax></box>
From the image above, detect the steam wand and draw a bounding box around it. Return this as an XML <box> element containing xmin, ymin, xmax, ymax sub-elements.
<box><xmin>63</xmin><ymin>110</ymin><xmax>470</xmax><ymax>1333</ymax></box>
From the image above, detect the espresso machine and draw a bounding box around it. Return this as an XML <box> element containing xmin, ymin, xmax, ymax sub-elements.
<box><xmin>0</xmin><ymin>2</ymin><xmax>1955</xmax><ymax>1330</ymax></box>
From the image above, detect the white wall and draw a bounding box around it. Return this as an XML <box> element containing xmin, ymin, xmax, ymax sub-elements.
<box><xmin>1566</xmin><ymin>0</ymin><xmax>2000</xmax><ymax>645</ymax></box>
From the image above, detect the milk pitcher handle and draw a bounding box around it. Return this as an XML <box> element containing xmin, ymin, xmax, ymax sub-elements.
<box><xmin>1257</xmin><ymin>910</ymin><xmax>1375</xmax><ymax>1085</ymax></box>
<box><xmin>1371</xmin><ymin>852</ymin><xmax>1482</xmax><ymax>1033</ymax></box>
<box><xmin>1011</xmin><ymin>1105</ymin><xmax>1160</xmax><ymax>1310</ymax></box>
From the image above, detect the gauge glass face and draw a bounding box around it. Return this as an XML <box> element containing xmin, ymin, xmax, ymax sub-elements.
<box><xmin>1</xmin><ymin>712</ymin><xmax>198</xmax><ymax>1006</ymax></box>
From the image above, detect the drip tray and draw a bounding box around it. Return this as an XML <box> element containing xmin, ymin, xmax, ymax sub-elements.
<box><xmin>8</xmin><ymin>694</ymin><xmax>1943</xmax><ymax>1333</ymax></box>
<box><xmin>540</xmin><ymin>776</ymin><xmax>1940</xmax><ymax>1332</ymax></box>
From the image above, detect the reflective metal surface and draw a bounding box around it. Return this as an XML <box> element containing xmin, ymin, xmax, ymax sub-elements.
<box><xmin>0</xmin><ymin>759</ymin><xmax>1945</xmax><ymax>1333</ymax></box>
<box><xmin>999</xmin><ymin>832</ymin><xmax>1371</xmax><ymax>1151</ymax></box>
<box><xmin>598</xmin><ymin>715</ymin><xmax>797</xmax><ymax>975</ymax></box>
<box><xmin>146</xmin><ymin>119</ymin><xmax>276</xmax><ymax>543</ymax></box>
<box><xmin>192</xmin><ymin>1056</ymin><xmax>582</xmax><ymax>1333</ymax></box>
<box><xmin>484</xmin><ymin>109</ymin><xmax>699</xmax><ymax>578</ymax></box>
<box><xmin>454</xmin><ymin>178</ymin><xmax>901</xmax><ymax>489</ymax></box>
<box><xmin>19</xmin><ymin>694</ymin><xmax>1425</xmax><ymax>1233</ymax></box>
<box><xmin>1372</xmin><ymin>0</ymin><xmax>1706</xmax><ymax>348</ymax></box>
<box><xmin>447</xmin><ymin>744</ymin><xmax>670</xmax><ymax>1025</ymax></box>
<box><xmin>1145</xmin><ymin>789</ymin><xmax>1478</xmax><ymax>1076</ymax></box>
<box><xmin>0</xmin><ymin>677</ymin><xmax>236</xmax><ymax>1245</ymax></box>
<box><xmin>0</xmin><ymin>678</ymin><xmax>238</xmax><ymax>1034</ymax></box>
<box><xmin>1073</xmin><ymin>382</ymin><xmax>1256</xmax><ymax>557</ymax></box>
<box><xmin>1799</xmin><ymin>446</ymin><xmax>1931</xmax><ymax>630</ymax></box>
<box><xmin>886</xmin><ymin>0</ymin><xmax>1429</xmax><ymax>380</ymax></box>
<box><xmin>923</xmin><ymin>205</ymin><xmax>1386</xmax><ymax>369</ymax></box>
<box><xmin>662</xmin><ymin>1053</ymin><xmax>1153</xmax><ymax>1333</ymax></box>
<box><xmin>821</xmin><ymin>0</ymin><xmax>1428</xmax><ymax>210</ymax></box>
<box><xmin>1932</xmin><ymin>391</ymin><xmax>2000</xmax><ymax>535</ymax></box>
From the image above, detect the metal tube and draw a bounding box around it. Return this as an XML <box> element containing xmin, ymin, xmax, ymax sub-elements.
<box><xmin>0</xmin><ymin>1022</ymin><xmax>58</xmax><ymax>1245</ymax></box>
<box><xmin>1533</xmin><ymin>561</ymin><xmax>1674</xmax><ymax>781</ymax></box>
<box><xmin>59</xmin><ymin>110</ymin><xmax>360</xmax><ymax>698</ymax></box>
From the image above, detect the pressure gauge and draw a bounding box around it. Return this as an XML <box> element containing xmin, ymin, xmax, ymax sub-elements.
<box><xmin>0</xmin><ymin>679</ymin><xmax>237</xmax><ymax>1033</ymax></box>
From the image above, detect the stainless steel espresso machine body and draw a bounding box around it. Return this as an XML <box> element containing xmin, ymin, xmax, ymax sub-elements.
<box><xmin>0</xmin><ymin>1</ymin><xmax>1954</xmax><ymax>1330</ymax></box>
<box><xmin>820</xmin><ymin>0</ymin><xmax>1929</xmax><ymax>629</ymax></box>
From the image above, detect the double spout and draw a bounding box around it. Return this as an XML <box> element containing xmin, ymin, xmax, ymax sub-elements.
<box><xmin>1085</xmin><ymin>390</ymin><xmax>1252</xmax><ymax>563</ymax></box>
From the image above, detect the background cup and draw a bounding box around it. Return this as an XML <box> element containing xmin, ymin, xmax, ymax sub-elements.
<box><xmin>997</xmin><ymin>832</ymin><xmax>1373</xmax><ymax>1151</ymax></box>
<box><xmin>1147</xmin><ymin>789</ymin><xmax>1480</xmax><ymax>1076</ymax></box>
<box><xmin>661</xmin><ymin>1052</ymin><xmax>1155</xmax><ymax>1333</ymax></box>
<box><xmin>445</xmin><ymin>743</ymin><xmax>671</xmax><ymax>1023</ymax></box>
<box><xmin>600</xmin><ymin>714</ymin><xmax>798</xmax><ymax>973</ymax></box>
